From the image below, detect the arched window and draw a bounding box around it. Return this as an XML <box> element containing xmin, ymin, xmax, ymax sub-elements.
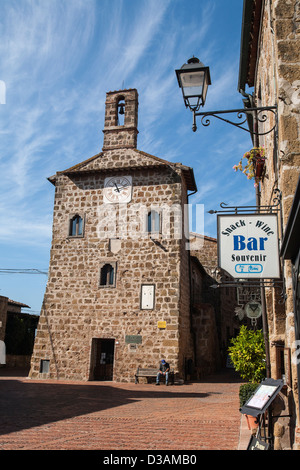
<box><xmin>100</xmin><ymin>263</ymin><xmax>116</xmax><ymax>287</ymax></box>
<box><xmin>147</xmin><ymin>210</ymin><xmax>160</xmax><ymax>234</ymax></box>
<box><xmin>117</xmin><ymin>96</ymin><xmax>125</xmax><ymax>126</ymax></box>
<box><xmin>69</xmin><ymin>215</ymin><xmax>83</xmax><ymax>237</ymax></box>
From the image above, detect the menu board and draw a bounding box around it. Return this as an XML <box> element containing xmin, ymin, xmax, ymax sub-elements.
<box><xmin>240</xmin><ymin>378</ymin><xmax>284</xmax><ymax>417</ymax></box>
<box><xmin>246</xmin><ymin>385</ymin><xmax>278</xmax><ymax>409</ymax></box>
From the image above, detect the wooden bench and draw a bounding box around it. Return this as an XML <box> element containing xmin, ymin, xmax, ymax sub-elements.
<box><xmin>135</xmin><ymin>367</ymin><xmax>174</xmax><ymax>384</ymax></box>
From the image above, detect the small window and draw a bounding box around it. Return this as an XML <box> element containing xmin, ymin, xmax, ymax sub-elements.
<box><xmin>147</xmin><ymin>210</ymin><xmax>160</xmax><ymax>234</ymax></box>
<box><xmin>40</xmin><ymin>359</ymin><xmax>50</xmax><ymax>373</ymax></box>
<box><xmin>100</xmin><ymin>263</ymin><xmax>116</xmax><ymax>287</ymax></box>
<box><xmin>69</xmin><ymin>215</ymin><xmax>83</xmax><ymax>237</ymax></box>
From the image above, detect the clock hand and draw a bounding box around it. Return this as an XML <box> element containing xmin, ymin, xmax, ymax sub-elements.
<box><xmin>116</xmin><ymin>184</ymin><xmax>129</xmax><ymax>192</ymax></box>
<box><xmin>114</xmin><ymin>183</ymin><xmax>120</xmax><ymax>193</ymax></box>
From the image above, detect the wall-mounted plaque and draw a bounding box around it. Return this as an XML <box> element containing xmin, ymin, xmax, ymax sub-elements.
<box><xmin>125</xmin><ymin>335</ymin><xmax>142</xmax><ymax>344</ymax></box>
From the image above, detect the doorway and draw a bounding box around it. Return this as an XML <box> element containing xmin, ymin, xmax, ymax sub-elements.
<box><xmin>90</xmin><ymin>338</ymin><xmax>115</xmax><ymax>381</ymax></box>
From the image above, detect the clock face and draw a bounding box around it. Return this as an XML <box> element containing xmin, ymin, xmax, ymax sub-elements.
<box><xmin>103</xmin><ymin>176</ymin><xmax>132</xmax><ymax>203</ymax></box>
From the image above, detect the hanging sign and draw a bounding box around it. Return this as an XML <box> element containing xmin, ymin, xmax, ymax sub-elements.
<box><xmin>217</xmin><ymin>214</ymin><xmax>280</xmax><ymax>279</ymax></box>
<box><xmin>245</xmin><ymin>301</ymin><xmax>262</xmax><ymax>319</ymax></box>
<box><xmin>247</xmin><ymin>436</ymin><xmax>269</xmax><ymax>450</ymax></box>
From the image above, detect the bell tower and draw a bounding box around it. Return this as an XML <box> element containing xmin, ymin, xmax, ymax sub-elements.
<box><xmin>102</xmin><ymin>89</ymin><xmax>139</xmax><ymax>151</ymax></box>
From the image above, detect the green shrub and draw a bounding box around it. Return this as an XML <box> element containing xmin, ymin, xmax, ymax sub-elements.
<box><xmin>239</xmin><ymin>382</ymin><xmax>259</xmax><ymax>407</ymax></box>
<box><xmin>228</xmin><ymin>325</ymin><xmax>266</xmax><ymax>383</ymax></box>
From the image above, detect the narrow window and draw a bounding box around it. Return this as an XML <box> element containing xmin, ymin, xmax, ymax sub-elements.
<box><xmin>100</xmin><ymin>263</ymin><xmax>116</xmax><ymax>287</ymax></box>
<box><xmin>40</xmin><ymin>359</ymin><xmax>50</xmax><ymax>373</ymax></box>
<box><xmin>147</xmin><ymin>210</ymin><xmax>160</xmax><ymax>234</ymax></box>
<box><xmin>69</xmin><ymin>215</ymin><xmax>83</xmax><ymax>237</ymax></box>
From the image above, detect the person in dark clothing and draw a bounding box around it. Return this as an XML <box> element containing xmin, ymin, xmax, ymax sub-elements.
<box><xmin>156</xmin><ymin>359</ymin><xmax>170</xmax><ymax>385</ymax></box>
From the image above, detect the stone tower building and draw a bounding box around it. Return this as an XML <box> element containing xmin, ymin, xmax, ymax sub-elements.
<box><xmin>29</xmin><ymin>89</ymin><xmax>198</xmax><ymax>382</ymax></box>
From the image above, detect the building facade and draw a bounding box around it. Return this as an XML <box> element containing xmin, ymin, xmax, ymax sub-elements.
<box><xmin>29</xmin><ymin>89</ymin><xmax>201</xmax><ymax>382</ymax></box>
<box><xmin>0</xmin><ymin>296</ymin><xmax>37</xmax><ymax>368</ymax></box>
<box><xmin>239</xmin><ymin>0</ymin><xmax>300</xmax><ymax>449</ymax></box>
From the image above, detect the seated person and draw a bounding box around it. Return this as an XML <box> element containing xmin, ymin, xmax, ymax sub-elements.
<box><xmin>156</xmin><ymin>359</ymin><xmax>170</xmax><ymax>385</ymax></box>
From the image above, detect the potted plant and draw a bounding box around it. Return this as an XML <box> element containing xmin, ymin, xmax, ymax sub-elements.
<box><xmin>228</xmin><ymin>326</ymin><xmax>266</xmax><ymax>430</ymax></box>
<box><xmin>233</xmin><ymin>146</ymin><xmax>266</xmax><ymax>187</ymax></box>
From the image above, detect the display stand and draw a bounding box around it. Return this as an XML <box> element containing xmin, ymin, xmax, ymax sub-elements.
<box><xmin>240</xmin><ymin>378</ymin><xmax>284</xmax><ymax>450</ymax></box>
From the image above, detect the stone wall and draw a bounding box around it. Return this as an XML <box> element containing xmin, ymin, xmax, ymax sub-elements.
<box><xmin>253</xmin><ymin>0</ymin><xmax>300</xmax><ymax>448</ymax></box>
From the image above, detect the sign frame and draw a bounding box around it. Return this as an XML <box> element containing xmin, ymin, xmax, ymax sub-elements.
<box><xmin>140</xmin><ymin>284</ymin><xmax>155</xmax><ymax>310</ymax></box>
<box><xmin>217</xmin><ymin>213</ymin><xmax>281</xmax><ymax>279</ymax></box>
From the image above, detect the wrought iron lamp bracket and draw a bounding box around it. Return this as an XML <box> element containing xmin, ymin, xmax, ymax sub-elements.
<box><xmin>192</xmin><ymin>105</ymin><xmax>277</xmax><ymax>134</ymax></box>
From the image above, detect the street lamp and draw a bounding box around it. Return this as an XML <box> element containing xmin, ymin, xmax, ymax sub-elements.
<box><xmin>176</xmin><ymin>56</ymin><xmax>277</xmax><ymax>134</ymax></box>
<box><xmin>175</xmin><ymin>57</ymin><xmax>211</xmax><ymax>113</ymax></box>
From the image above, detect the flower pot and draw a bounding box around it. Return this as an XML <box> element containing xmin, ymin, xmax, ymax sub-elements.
<box><xmin>245</xmin><ymin>414</ymin><xmax>259</xmax><ymax>430</ymax></box>
<box><xmin>255</xmin><ymin>159</ymin><xmax>265</xmax><ymax>178</ymax></box>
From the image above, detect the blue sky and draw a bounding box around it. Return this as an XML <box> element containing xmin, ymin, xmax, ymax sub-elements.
<box><xmin>0</xmin><ymin>0</ymin><xmax>255</xmax><ymax>314</ymax></box>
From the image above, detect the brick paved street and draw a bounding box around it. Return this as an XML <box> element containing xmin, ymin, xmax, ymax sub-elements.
<box><xmin>0</xmin><ymin>368</ymin><xmax>249</xmax><ymax>451</ymax></box>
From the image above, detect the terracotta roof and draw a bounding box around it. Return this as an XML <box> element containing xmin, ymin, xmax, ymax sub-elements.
<box><xmin>8</xmin><ymin>299</ymin><xmax>30</xmax><ymax>309</ymax></box>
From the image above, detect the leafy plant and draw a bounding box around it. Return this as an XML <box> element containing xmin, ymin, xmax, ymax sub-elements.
<box><xmin>228</xmin><ymin>325</ymin><xmax>266</xmax><ymax>383</ymax></box>
<box><xmin>233</xmin><ymin>146</ymin><xmax>266</xmax><ymax>187</ymax></box>
<box><xmin>239</xmin><ymin>382</ymin><xmax>259</xmax><ymax>407</ymax></box>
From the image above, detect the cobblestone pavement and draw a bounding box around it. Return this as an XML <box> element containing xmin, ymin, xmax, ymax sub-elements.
<box><xmin>0</xmin><ymin>368</ymin><xmax>249</xmax><ymax>451</ymax></box>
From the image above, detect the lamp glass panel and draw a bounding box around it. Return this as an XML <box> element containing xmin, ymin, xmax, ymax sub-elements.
<box><xmin>181</xmin><ymin>71</ymin><xmax>205</xmax><ymax>97</ymax></box>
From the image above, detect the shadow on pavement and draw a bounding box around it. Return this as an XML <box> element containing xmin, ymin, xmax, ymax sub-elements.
<box><xmin>0</xmin><ymin>368</ymin><xmax>236</xmax><ymax>437</ymax></box>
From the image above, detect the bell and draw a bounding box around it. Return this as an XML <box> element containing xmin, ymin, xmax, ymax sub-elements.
<box><xmin>119</xmin><ymin>103</ymin><xmax>125</xmax><ymax>115</ymax></box>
